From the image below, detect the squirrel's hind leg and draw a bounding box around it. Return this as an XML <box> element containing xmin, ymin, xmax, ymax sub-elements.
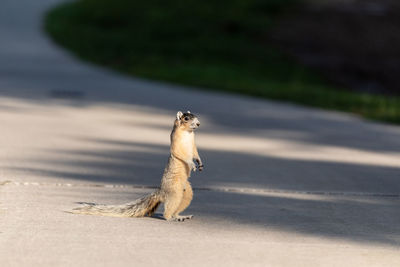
<box><xmin>170</xmin><ymin>181</ymin><xmax>193</xmax><ymax>221</ymax></box>
<box><xmin>163</xmin><ymin>187</ymin><xmax>184</xmax><ymax>221</ymax></box>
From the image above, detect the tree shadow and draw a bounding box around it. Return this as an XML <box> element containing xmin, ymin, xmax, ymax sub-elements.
<box><xmin>2</xmin><ymin>81</ymin><xmax>400</xmax><ymax>158</ymax></box>
<box><xmin>5</xmin><ymin>136</ymin><xmax>400</xmax><ymax>247</ymax></box>
<box><xmin>7</xmin><ymin>137</ymin><xmax>400</xmax><ymax>193</ymax></box>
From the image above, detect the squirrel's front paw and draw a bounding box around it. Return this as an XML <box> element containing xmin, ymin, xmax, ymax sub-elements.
<box><xmin>195</xmin><ymin>159</ymin><xmax>204</xmax><ymax>172</ymax></box>
<box><xmin>189</xmin><ymin>162</ymin><xmax>197</xmax><ymax>172</ymax></box>
<box><xmin>198</xmin><ymin>164</ymin><xmax>204</xmax><ymax>172</ymax></box>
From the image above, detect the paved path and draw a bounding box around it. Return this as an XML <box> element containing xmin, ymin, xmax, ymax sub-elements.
<box><xmin>1</xmin><ymin>0</ymin><xmax>400</xmax><ymax>266</ymax></box>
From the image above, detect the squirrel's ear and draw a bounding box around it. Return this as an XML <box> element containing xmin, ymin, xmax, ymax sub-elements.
<box><xmin>176</xmin><ymin>111</ymin><xmax>183</xmax><ymax>120</ymax></box>
<box><xmin>187</xmin><ymin>111</ymin><xmax>191</xmax><ymax>114</ymax></box>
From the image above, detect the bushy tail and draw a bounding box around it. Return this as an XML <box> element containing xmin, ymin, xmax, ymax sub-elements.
<box><xmin>71</xmin><ymin>189</ymin><xmax>162</xmax><ymax>218</ymax></box>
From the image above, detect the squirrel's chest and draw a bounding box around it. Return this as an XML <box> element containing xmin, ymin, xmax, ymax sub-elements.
<box><xmin>179</xmin><ymin>132</ymin><xmax>194</xmax><ymax>156</ymax></box>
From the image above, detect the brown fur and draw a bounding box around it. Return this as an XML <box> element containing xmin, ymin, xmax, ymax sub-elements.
<box><xmin>71</xmin><ymin>111</ymin><xmax>203</xmax><ymax>222</ymax></box>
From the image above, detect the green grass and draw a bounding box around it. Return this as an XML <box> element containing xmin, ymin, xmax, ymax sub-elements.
<box><xmin>45</xmin><ymin>0</ymin><xmax>400</xmax><ymax>123</ymax></box>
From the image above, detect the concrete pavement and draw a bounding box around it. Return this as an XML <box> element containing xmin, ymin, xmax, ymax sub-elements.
<box><xmin>1</xmin><ymin>0</ymin><xmax>400</xmax><ymax>266</ymax></box>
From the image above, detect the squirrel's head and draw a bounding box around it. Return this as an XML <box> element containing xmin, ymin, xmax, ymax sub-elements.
<box><xmin>175</xmin><ymin>111</ymin><xmax>200</xmax><ymax>131</ymax></box>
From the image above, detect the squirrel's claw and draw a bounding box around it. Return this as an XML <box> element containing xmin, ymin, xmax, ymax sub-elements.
<box><xmin>195</xmin><ymin>159</ymin><xmax>203</xmax><ymax>172</ymax></box>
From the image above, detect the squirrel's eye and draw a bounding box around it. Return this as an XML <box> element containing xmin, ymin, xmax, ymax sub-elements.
<box><xmin>184</xmin><ymin>117</ymin><xmax>189</xmax><ymax>121</ymax></box>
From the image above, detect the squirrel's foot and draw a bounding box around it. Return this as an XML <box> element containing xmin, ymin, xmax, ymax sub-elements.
<box><xmin>168</xmin><ymin>215</ymin><xmax>194</xmax><ymax>222</ymax></box>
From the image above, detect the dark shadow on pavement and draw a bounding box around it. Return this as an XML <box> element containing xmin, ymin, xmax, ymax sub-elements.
<box><xmin>6</xmin><ymin>138</ymin><xmax>400</xmax><ymax>193</ymax></box>
<box><xmin>5</xmin><ymin>136</ymin><xmax>400</xmax><ymax>247</ymax></box>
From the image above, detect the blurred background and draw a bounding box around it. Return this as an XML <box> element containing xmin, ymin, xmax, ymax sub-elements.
<box><xmin>2</xmin><ymin>1</ymin><xmax>400</xmax><ymax>264</ymax></box>
<box><xmin>45</xmin><ymin>0</ymin><xmax>400</xmax><ymax>123</ymax></box>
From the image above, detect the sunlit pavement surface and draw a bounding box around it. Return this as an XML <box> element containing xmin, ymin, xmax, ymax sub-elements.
<box><xmin>1</xmin><ymin>1</ymin><xmax>400</xmax><ymax>266</ymax></box>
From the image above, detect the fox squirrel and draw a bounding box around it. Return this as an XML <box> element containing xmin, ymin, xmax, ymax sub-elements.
<box><xmin>72</xmin><ymin>111</ymin><xmax>203</xmax><ymax>222</ymax></box>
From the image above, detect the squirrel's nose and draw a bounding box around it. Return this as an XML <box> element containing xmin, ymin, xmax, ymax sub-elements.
<box><xmin>196</xmin><ymin>122</ymin><xmax>200</xmax><ymax>127</ymax></box>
